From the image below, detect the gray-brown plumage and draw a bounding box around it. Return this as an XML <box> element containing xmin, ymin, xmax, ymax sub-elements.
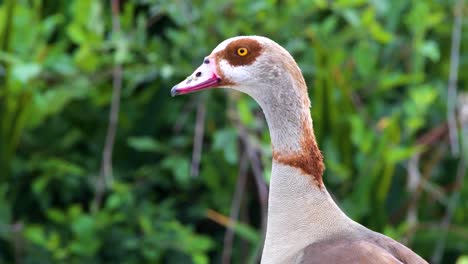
<box><xmin>297</xmin><ymin>230</ymin><xmax>427</xmax><ymax>264</ymax></box>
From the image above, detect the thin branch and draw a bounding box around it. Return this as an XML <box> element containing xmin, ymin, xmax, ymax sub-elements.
<box><xmin>190</xmin><ymin>97</ymin><xmax>206</xmax><ymax>177</ymax></box>
<box><xmin>402</xmin><ymin>147</ymin><xmax>444</xmax><ymax>243</ymax></box>
<box><xmin>447</xmin><ymin>0</ymin><xmax>464</xmax><ymax>156</ymax></box>
<box><xmin>404</xmin><ymin>152</ymin><xmax>421</xmax><ymax>245</ymax></box>
<box><xmin>226</xmin><ymin>95</ymin><xmax>268</xmax><ymax>261</ymax></box>
<box><xmin>173</xmin><ymin>98</ymin><xmax>197</xmax><ymax>133</ymax></box>
<box><xmin>432</xmin><ymin>93</ymin><xmax>468</xmax><ymax>263</ymax></box>
<box><xmin>222</xmin><ymin>149</ymin><xmax>249</xmax><ymax>264</ymax></box>
<box><xmin>239</xmin><ymin>198</ymin><xmax>250</xmax><ymax>261</ymax></box>
<box><xmin>432</xmin><ymin>2</ymin><xmax>465</xmax><ymax>259</ymax></box>
<box><xmin>101</xmin><ymin>66</ymin><xmax>122</xmax><ymax>183</ymax></box>
<box><xmin>431</xmin><ymin>151</ymin><xmax>466</xmax><ymax>263</ymax></box>
<box><xmin>416</xmin><ymin>122</ymin><xmax>448</xmax><ymax>146</ymax></box>
<box><xmin>459</xmin><ymin>93</ymin><xmax>468</xmax><ymax>125</ymax></box>
<box><xmin>206</xmin><ymin>209</ymin><xmax>233</xmax><ymax>227</ymax></box>
<box><xmin>146</xmin><ymin>13</ymin><xmax>163</xmax><ymax>28</ymax></box>
<box><xmin>11</xmin><ymin>221</ymin><xmax>23</xmax><ymax>264</ymax></box>
<box><xmin>421</xmin><ymin>181</ymin><xmax>448</xmax><ymax>206</ymax></box>
<box><xmin>236</xmin><ymin>121</ymin><xmax>268</xmax><ymax>216</ymax></box>
<box><xmin>94</xmin><ymin>0</ymin><xmax>122</xmax><ymax>211</ymax></box>
<box><xmin>232</xmin><ymin>115</ymin><xmax>268</xmax><ymax>263</ymax></box>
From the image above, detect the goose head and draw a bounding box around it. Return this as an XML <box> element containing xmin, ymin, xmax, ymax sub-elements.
<box><xmin>171</xmin><ymin>36</ymin><xmax>323</xmax><ymax>183</ymax></box>
<box><xmin>171</xmin><ymin>36</ymin><xmax>310</xmax><ymax>109</ymax></box>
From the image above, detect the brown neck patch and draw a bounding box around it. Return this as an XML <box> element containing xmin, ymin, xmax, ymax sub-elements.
<box><xmin>272</xmin><ymin>116</ymin><xmax>325</xmax><ymax>189</ymax></box>
<box><xmin>216</xmin><ymin>38</ymin><xmax>263</xmax><ymax>67</ymax></box>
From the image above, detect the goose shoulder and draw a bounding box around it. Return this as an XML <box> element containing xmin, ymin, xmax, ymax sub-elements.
<box><xmin>295</xmin><ymin>231</ymin><xmax>427</xmax><ymax>264</ymax></box>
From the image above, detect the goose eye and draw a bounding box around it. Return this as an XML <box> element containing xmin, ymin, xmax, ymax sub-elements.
<box><xmin>237</xmin><ymin>47</ymin><xmax>248</xmax><ymax>56</ymax></box>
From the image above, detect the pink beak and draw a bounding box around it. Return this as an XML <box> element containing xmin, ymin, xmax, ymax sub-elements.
<box><xmin>171</xmin><ymin>58</ymin><xmax>221</xmax><ymax>96</ymax></box>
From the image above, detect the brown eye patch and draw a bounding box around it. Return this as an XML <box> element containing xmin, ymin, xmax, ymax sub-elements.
<box><xmin>217</xmin><ymin>38</ymin><xmax>263</xmax><ymax>66</ymax></box>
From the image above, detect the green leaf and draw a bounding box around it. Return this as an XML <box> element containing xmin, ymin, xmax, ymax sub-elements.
<box><xmin>46</xmin><ymin>231</ymin><xmax>61</xmax><ymax>251</ymax></box>
<box><xmin>66</xmin><ymin>23</ymin><xmax>87</xmax><ymax>44</ymax></box>
<box><xmin>213</xmin><ymin>129</ymin><xmax>238</xmax><ymax>164</ymax></box>
<box><xmin>46</xmin><ymin>209</ymin><xmax>66</xmax><ymax>223</ymax></box>
<box><xmin>74</xmin><ymin>45</ymin><xmax>100</xmax><ymax>71</ymax></box>
<box><xmin>385</xmin><ymin>145</ymin><xmax>421</xmax><ymax>164</ymax></box>
<box><xmin>161</xmin><ymin>156</ymin><xmax>190</xmax><ymax>186</ymax></box>
<box><xmin>419</xmin><ymin>40</ymin><xmax>440</xmax><ymax>61</ymax></box>
<box><xmin>353</xmin><ymin>41</ymin><xmax>378</xmax><ymax>78</ymax></box>
<box><xmin>114</xmin><ymin>34</ymin><xmax>130</xmax><ymax>64</ymax></box>
<box><xmin>71</xmin><ymin>215</ymin><xmax>95</xmax><ymax>237</ymax></box>
<box><xmin>32</xmin><ymin>176</ymin><xmax>50</xmax><ymax>194</ymax></box>
<box><xmin>457</xmin><ymin>256</ymin><xmax>468</xmax><ymax>264</ymax></box>
<box><xmin>25</xmin><ymin>225</ymin><xmax>47</xmax><ymax>246</ymax></box>
<box><xmin>237</xmin><ymin>98</ymin><xmax>254</xmax><ymax>125</ymax></box>
<box><xmin>139</xmin><ymin>215</ymin><xmax>154</xmax><ymax>234</ymax></box>
<box><xmin>192</xmin><ymin>253</ymin><xmax>209</xmax><ymax>264</ymax></box>
<box><xmin>11</xmin><ymin>63</ymin><xmax>41</xmax><ymax>84</ymax></box>
<box><xmin>231</xmin><ymin>221</ymin><xmax>260</xmax><ymax>244</ymax></box>
<box><xmin>362</xmin><ymin>7</ymin><xmax>393</xmax><ymax>43</ymax></box>
<box><xmin>127</xmin><ymin>136</ymin><xmax>166</xmax><ymax>152</ymax></box>
<box><xmin>40</xmin><ymin>14</ymin><xmax>64</xmax><ymax>39</ymax></box>
<box><xmin>379</xmin><ymin>73</ymin><xmax>424</xmax><ymax>90</ymax></box>
<box><xmin>105</xmin><ymin>194</ymin><xmax>121</xmax><ymax>210</ymax></box>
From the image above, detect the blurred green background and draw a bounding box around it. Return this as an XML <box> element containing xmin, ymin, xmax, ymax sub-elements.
<box><xmin>1</xmin><ymin>0</ymin><xmax>467</xmax><ymax>263</ymax></box>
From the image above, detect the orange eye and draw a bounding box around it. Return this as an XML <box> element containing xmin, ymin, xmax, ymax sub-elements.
<box><xmin>237</xmin><ymin>47</ymin><xmax>248</xmax><ymax>56</ymax></box>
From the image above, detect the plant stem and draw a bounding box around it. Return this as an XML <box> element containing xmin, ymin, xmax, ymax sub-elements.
<box><xmin>94</xmin><ymin>0</ymin><xmax>122</xmax><ymax>211</ymax></box>
<box><xmin>0</xmin><ymin>0</ymin><xmax>16</xmax><ymax>182</ymax></box>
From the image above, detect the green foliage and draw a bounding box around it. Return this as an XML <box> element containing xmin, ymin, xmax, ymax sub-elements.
<box><xmin>0</xmin><ymin>0</ymin><xmax>467</xmax><ymax>263</ymax></box>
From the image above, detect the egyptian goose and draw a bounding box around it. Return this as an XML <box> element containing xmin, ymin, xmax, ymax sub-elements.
<box><xmin>171</xmin><ymin>36</ymin><xmax>427</xmax><ymax>264</ymax></box>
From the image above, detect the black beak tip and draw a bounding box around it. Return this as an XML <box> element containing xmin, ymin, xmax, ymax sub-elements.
<box><xmin>170</xmin><ymin>86</ymin><xmax>179</xmax><ymax>97</ymax></box>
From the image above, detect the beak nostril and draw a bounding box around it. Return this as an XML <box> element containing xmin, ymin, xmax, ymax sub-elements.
<box><xmin>195</xmin><ymin>72</ymin><xmax>202</xmax><ymax>77</ymax></box>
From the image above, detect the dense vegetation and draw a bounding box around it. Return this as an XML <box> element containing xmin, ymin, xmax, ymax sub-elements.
<box><xmin>0</xmin><ymin>0</ymin><xmax>467</xmax><ymax>263</ymax></box>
